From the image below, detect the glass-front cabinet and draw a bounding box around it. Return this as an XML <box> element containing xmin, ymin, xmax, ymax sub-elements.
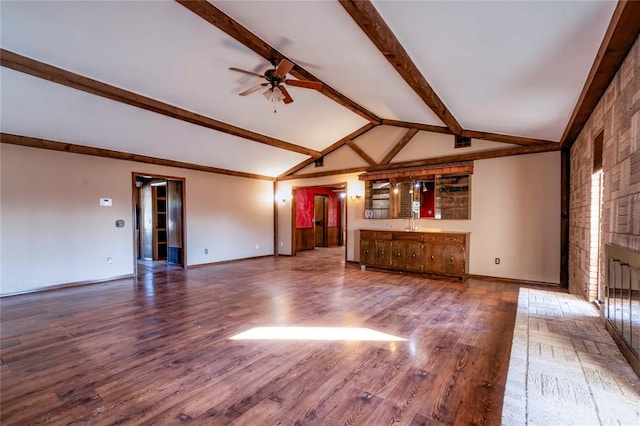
<box><xmin>363</xmin><ymin>172</ymin><xmax>470</xmax><ymax>220</ymax></box>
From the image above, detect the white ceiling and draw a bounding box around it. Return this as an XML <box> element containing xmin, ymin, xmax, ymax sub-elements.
<box><xmin>0</xmin><ymin>1</ymin><xmax>618</xmax><ymax>178</ymax></box>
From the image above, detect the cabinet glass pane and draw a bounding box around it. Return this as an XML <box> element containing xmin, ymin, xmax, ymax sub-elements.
<box><xmin>365</xmin><ymin>180</ymin><xmax>390</xmax><ymax>219</ymax></box>
<box><xmin>436</xmin><ymin>174</ymin><xmax>470</xmax><ymax>220</ymax></box>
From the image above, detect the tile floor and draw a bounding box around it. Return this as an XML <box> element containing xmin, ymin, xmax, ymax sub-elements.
<box><xmin>502</xmin><ymin>288</ymin><xmax>640</xmax><ymax>425</ymax></box>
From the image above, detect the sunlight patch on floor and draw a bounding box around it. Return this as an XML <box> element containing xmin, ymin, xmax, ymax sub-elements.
<box><xmin>229</xmin><ymin>326</ymin><xmax>407</xmax><ymax>341</ymax></box>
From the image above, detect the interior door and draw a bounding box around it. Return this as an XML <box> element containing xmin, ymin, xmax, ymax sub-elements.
<box><xmin>314</xmin><ymin>195</ymin><xmax>328</xmax><ymax>247</ymax></box>
<box><xmin>140</xmin><ymin>184</ymin><xmax>153</xmax><ymax>259</ymax></box>
<box><xmin>167</xmin><ymin>180</ymin><xmax>184</xmax><ymax>265</ymax></box>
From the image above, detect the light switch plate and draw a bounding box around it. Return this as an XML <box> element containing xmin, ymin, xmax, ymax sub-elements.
<box><xmin>100</xmin><ymin>198</ymin><xmax>112</xmax><ymax>207</ymax></box>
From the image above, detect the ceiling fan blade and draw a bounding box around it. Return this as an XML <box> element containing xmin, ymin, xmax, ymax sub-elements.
<box><xmin>279</xmin><ymin>85</ymin><xmax>294</xmax><ymax>104</ymax></box>
<box><xmin>229</xmin><ymin>67</ymin><xmax>264</xmax><ymax>78</ymax></box>
<box><xmin>274</xmin><ymin>59</ymin><xmax>295</xmax><ymax>78</ymax></box>
<box><xmin>238</xmin><ymin>83</ymin><xmax>268</xmax><ymax>96</ymax></box>
<box><xmin>285</xmin><ymin>79</ymin><xmax>323</xmax><ymax>91</ymax></box>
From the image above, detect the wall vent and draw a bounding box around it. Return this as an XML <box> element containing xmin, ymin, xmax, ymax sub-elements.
<box><xmin>314</xmin><ymin>157</ymin><xmax>324</xmax><ymax>167</ymax></box>
<box><xmin>455</xmin><ymin>135</ymin><xmax>471</xmax><ymax>148</ymax></box>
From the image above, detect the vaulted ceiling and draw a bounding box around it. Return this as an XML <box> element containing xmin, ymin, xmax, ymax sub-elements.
<box><xmin>1</xmin><ymin>1</ymin><xmax>638</xmax><ymax>181</ymax></box>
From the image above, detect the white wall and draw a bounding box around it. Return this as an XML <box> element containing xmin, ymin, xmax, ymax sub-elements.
<box><xmin>278</xmin><ymin>151</ymin><xmax>561</xmax><ymax>284</ymax></box>
<box><xmin>0</xmin><ymin>144</ymin><xmax>274</xmax><ymax>295</ymax></box>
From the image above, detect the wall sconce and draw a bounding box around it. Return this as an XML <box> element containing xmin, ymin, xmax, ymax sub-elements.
<box><xmin>350</xmin><ymin>194</ymin><xmax>362</xmax><ymax>201</ymax></box>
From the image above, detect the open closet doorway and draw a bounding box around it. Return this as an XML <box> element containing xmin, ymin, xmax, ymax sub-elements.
<box><xmin>291</xmin><ymin>183</ymin><xmax>347</xmax><ymax>262</ymax></box>
<box><xmin>132</xmin><ymin>173</ymin><xmax>186</xmax><ymax>275</ymax></box>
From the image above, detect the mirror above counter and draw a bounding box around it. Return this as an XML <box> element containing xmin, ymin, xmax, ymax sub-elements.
<box><xmin>360</xmin><ymin>162</ymin><xmax>472</xmax><ymax>220</ymax></box>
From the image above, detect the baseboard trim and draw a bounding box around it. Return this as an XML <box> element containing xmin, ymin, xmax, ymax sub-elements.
<box><xmin>469</xmin><ymin>274</ymin><xmax>562</xmax><ymax>288</ymax></box>
<box><xmin>0</xmin><ymin>274</ymin><xmax>134</xmax><ymax>298</ymax></box>
<box><xmin>188</xmin><ymin>254</ymin><xmax>273</xmax><ymax>269</ymax></box>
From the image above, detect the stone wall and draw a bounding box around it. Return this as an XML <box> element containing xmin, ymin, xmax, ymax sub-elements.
<box><xmin>569</xmin><ymin>35</ymin><xmax>640</xmax><ymax>300</ymax></box>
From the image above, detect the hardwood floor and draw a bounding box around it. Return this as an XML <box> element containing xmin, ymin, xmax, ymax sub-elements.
<box><xmin>1</xmin><ymin>248</ymin><xmax>538</xmax><ymax>425</ymax></box>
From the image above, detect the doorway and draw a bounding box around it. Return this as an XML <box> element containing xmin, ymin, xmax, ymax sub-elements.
<box><xmin>291</xmin><ymin>184</ymin><xmax>346</xmax><ymax>259</ymax></box>
<box><xmin>314</xmin><ymin>195</ymin><xmax>328</xmax><ymax>247</ymax></box>
<box><xmin>133</xmin><ymin>173</ymin><xmax>186</xmax><ymax>275</ymax></box>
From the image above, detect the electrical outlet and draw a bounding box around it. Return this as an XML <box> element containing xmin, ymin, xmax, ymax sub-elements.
<box><xmin>255</xmin><ymin>244</ymin><xmax>259</xmax><ymax>250</ymax></box>
<box><xmin>495</xmin><ymin>258</ymin><xmax>500</xmax><ymax>265</ymax></box>
<box><xmin>280</xmin><ymin>241</ymin><xmax>284</xmax><ymax>247</ymax></box>
<box><xmin>106</xmin><ymin>257</ymin><xmax>113</xmax><ymax>264</ymax></box>
<box><xmin>204</xmin><ymin>248</ymin><xmax>208</xmax><ymax>254</ymax></box>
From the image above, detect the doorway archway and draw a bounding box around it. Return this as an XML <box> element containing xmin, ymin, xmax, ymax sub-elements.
<box><xmin>132</xmin><ymin>172</ymin><xmax>186</xmax><ymax>275</ymax></box>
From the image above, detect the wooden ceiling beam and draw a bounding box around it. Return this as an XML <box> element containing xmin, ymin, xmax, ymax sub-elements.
<box><xmin>277</xmin><ymin>123</ymin><xmax>377</xmax><ymax>179</ymax></box>
<box><xmin>367</xmin><ymin>143</ymin><xmax>560</xmax><ymax>172</ymax></box>
<box><xmin>560</xmin><ymin>0</ymin><xmax>640</xmax><ymax>148</ymax></box>
<box><xmin>340</xmin><ymin>0</ymin><xmax>463</xmax><ymax>135</ymax></box>
<box><xmin>1</xmin><ymin>133</ymin><xmax>275</xmax><ymax>181</ymax></box>
<box><xmin>345</xmin><ymin>139</ymin><xmax>377</xmax><ymax>166</ymax></box>
<box><xmin>0</xmin><ymin>49</ymin><xmax>319</xmax><ymax>158</ymax></box>
<box><xmin>461</xmin><ymin>130</ymin><xmax>555</xmax><ymax>147</ymax></box>
<box><xmin>278</xmin><ymin>166</ymin><xmax>368</xmax><ymax>181</ymax></box>
<box><xmin>176</xmin><ymin>0</ymin><xmax>381</xmax><ymax>124</ymax></box>
<box><xmin>382</xmin><ymin>119</ymin><xmax>555</xmax><ymax>147</ymax></box>
<box><xmin>287</xmin><ymin>141</ymin><xmax>558</xmax><ymax>179</ymax></box>
<box><xmin>381</xmin><ymin>119</ymin><xmax>452</xmax><ymax>135</ymax></box>
<box><xmin>380</xmin><ymin>129</ymin><xmax>419</xmax><ymax>165</ymax></box>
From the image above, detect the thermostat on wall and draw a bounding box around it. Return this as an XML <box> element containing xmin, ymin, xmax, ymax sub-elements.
<box><xmin>100</xmin><ymin>198</ymin><xmax>112</xmax><ymax>207</ymax></box>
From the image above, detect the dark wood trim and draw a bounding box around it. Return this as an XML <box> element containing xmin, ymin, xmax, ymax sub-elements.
<box><xmin>560</xmin><ymin>1</ymin><xmax>640</xmax><ymax>148</ymax></box>
<box><xmin>345</xmin><ymin>139</ymin><xmax>377</xmax><ymax>166</ymax></box>
<box><xmin>339</xmin><ymin>1</ymin><xmax>462</xmax><ymax>135</ymax></box>
<box><xmin>461</xmin><ymin>130</ymin><xmax>556</xmax><ymax>147</ymax></box>
<box><xmin>366</xmin><ymin>143</ymin><xmax>560</xmax><ymax>172</ymax></box>
<box><xmin>469</xmin><ymin>274</ymin><xmax>563</xmax><ymax>289</ymax></box>
<box><xmin>273</xmin><ymin>181</ymin><xmax>279</xmax><ymax>256</ymax></box>
<box><xmin>188</xmin><ymin>255</ymin><xmax>274</xmax><ymax>269</ymax></box>
<box><xmin>279</xmin><ymin>166</ymin><xmax>368</xmax><ymax>181</ymax></box>
<box><xmin>560</xmin><ymin>148</ymin><xmax>570</xmax><ymax>289</ymax></box>
<box><xmin>0</xmin><ymin>49</ymin><xmax>319</xmax><ymax>158</ymax></box>
<box><xmin>175</xmin><ymin>0</ymin><xmax>380</xmax><ymax>124</ymax></box>
<box><xmin>380</xmin><ymin>129</ymin><xmax>419</xmax><ymax>165</ymax></box>
<box><xmin>0</xmin><ymin>274</ymin><xmax>134</xmax><ymax>298</ymax></box>
<box><xmin>278</xmin><ymin>123</ymin><xmax>377</xmax><ymax>179</ymax></box>
<box><xmin>282</xmin><ymin>143</ymin><xmax>559</xmax><ymax>180</ymax></box>
<box><xmin>1</xmin><ymin>133</ymin><xmax>275</xmax><ymax>181</ymax></box>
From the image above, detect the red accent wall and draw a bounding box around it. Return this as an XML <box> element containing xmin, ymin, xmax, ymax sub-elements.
<box><xmin>420</xmin><ymin>181</ymin><xmax>436</xmax><ymax>218</ymax></box>
<box><xmin>295</xmin><ymin>188</ymin><xmax>341</xmax><ymax>228</ymax></box>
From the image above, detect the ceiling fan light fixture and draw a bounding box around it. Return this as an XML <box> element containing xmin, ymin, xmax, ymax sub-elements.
<box><xmin>272</xmin><ymin>86</ymin><xmax>285</xmax><ymax>102</ymax></box>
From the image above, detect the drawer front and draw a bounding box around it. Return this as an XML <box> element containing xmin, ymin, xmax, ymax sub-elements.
<box><xmin>376</xmin><ymin>232</ymin><xmax>392</xmax><ymax>240</ymax></box>
<box><xmin>442</xmin><ymin>235</ymin><xmax>465</xmax><ymax>245</ymax></box>
<box><xmin>392</xmin><ymin>232</ymin><xmax>423</xmax><ymax>242</ymax></box>
<box><xmin>424</xmin><ymin>234</ymin><xmax>444</xmax><ymax>244</ymax></box>
<box><xmin>360</xmin><ymin>230</ymin><xmax>376</xmax><ymax>240</ymax></box>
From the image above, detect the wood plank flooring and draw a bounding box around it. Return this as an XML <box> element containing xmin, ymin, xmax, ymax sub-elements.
<box><xmin>1</xmin><ymin>247</ymin><xmax>541</xmax><ymax>425</ymax></box>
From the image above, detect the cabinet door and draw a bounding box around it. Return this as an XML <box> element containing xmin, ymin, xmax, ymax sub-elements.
<box><xmin>375</xmin><ymin>240</ymin><xmax>392</xmax><ymax>267</ymax></box>
<box><xmin>424</xmin><ymin>244</ymin><xmax>442</xmax><ymax>273</ymax></box>
<box><xmin>405</xmin><ymin>241</ymin><xmax>424</xmax><ymax>272</ymax></box>
<box><xmin>360</xmin><ymin>238</ymin><xmax>375</xmax><ymax>265</ymax></box>
<box><xmin>442</xmin><ymin>244</ymin><xmax>465</xmax><ymax>276</ymax></box>
<box><xmin>391</xmin><ymin>241</ymin><xmax>406</xmax><ymax>269</ymax></box>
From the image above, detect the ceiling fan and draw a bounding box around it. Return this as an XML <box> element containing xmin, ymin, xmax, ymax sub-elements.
<box><xmin>229</xmin><ymin>58</ymin><xmax>323</xmax><ymax>109</ymax></box>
